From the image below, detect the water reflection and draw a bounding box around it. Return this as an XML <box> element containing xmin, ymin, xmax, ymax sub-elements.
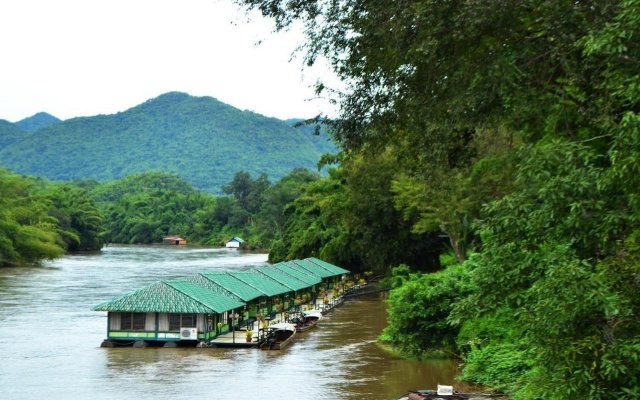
<box><xmin>0</xmin><ymin>245</ymin><xmax>459</xmax><ymax>400</ymax></box>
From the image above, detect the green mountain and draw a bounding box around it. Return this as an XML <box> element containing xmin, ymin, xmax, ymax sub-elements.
<box><xmin>15</xmin><ymin>112</ymin><xmax>61</xmax><ymax>132</ymax></box>
<box><xmin>0</xmin><ymin>92</ymin><xmax>336</xmax><ymax>192</ymax></box>
<box><xmin>0</xmin><ymin>120</ymin><xmax>27</xmax><ymax>148</ymax></box>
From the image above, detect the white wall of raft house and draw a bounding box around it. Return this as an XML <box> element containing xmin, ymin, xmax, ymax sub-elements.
<box><xmin>107</xmin><ymin>313</ymin><xmax>208</xmax><ymax>332</ymax></box>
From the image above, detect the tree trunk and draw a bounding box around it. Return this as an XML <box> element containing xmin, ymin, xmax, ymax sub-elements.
<box><xmin>440</xmin><ymin>223</ymin><xmax>466</xmax><ymax>263</ymax></box>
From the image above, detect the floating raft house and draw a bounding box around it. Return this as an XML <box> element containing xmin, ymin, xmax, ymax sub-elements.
<box><xmin>225</xmin><ymin>237</ymin><xmax>245</xmax><ymax>248</ymax></box>
<box><xmin>93</xmin><ymin>257</ymin><xmax>349</xmax><ymax>347</ymax></box>
<box><xmin>163</xmin><ymin>236</ymin><xmax>187</xmax><ymax>245</ymax></box>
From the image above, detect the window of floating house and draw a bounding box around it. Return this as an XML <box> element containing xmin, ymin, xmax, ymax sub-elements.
<box><xmin>181</xmin><ymin>314</ymin><xmax>195</xmax><ymax>327</ymax></box>
<box><xmin>168</xmin><ymin>313</ymin><xmax>197</xmax><ymax>330</ymax></box>
<box><xmin>169</xmin><ymin>314</ymin><xmax>180</xmax><ymax>330</ymax></box>
<box><xmin>120</xmin><ymin>312</ymin><xmax>146</xmax><ymax>331</ymax></box>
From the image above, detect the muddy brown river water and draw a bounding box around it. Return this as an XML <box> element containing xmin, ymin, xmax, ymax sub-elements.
<box><xmin>0</xmin><ymin>245</ymin><xmax>459</xmax><ymax>399</ymax></box>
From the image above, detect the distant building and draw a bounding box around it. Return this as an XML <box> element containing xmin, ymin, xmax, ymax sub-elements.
<box><xmin>225</xmin><ymin>237</ymin><xmax>245</xmax><ymax>249</ymax></box>
<box><xmin>163</xmin><ymin>236</ymin><xmax>187</xmax><ymax>245</ymax></box>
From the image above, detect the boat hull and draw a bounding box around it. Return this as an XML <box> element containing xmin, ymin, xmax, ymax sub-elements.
<box><xmin>295</xmin><ymin>317</ymin><xmax>319</xmax><ymax>332</ymax></box>
<box><xmin>261</xmin><ymin>329</ymin><xmax>296</xmax><ymax>350</ymax></box>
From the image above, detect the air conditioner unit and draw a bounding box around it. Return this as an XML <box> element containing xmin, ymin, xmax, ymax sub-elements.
<box><xmin>180</xmin><ymin>327</ymin><xmax>198</xmax><ymax>340</ymax></box>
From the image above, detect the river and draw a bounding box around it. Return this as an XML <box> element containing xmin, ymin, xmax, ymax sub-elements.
<box><xmin>0</xmin><ymin>245</ymin><xmax>460</xmax><ymax>399</ymax></box>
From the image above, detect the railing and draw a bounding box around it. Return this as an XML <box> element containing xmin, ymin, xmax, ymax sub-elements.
<box><xmin>240</xmin><ymin>318</ymin><xmax>256</xmax><ymax>332</ymax></box>
<box><xmin>342</xmin><ymin>283</ymin><xmax>384</xmax><ymax>299</ymax></box>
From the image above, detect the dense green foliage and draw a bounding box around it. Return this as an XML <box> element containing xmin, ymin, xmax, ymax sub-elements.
<box><xmin>379</xmin><ymin>264</ymin><xmax>472</xmax><ymax>356</ymax></box>
<box><xmin>269</xmin><ymin>151</ymin><xmax>444</xmax><ymax>272</ymax></box>
<box><xmin>0</xmin><ymin>169</ymin><xmax>103</xmax><ymax>267</ymax></box>
<box><xmin>0</xmin><ymin>92</ymin><xmax>335</xmax><ymax>193</ymax></box>
<box><xmin>0</xmin><ymin>119</ymin><xmax>27</xmax><ymax>148</ymax></box>
<box><xmin>99</xmin><ymin>186</ymin><xmax>213</xmax><ymax>245</ymax></box>
<box><xmin>90</xmin><ymin>170</ymin><xmax>323</xmax><ymax>248</ymax></box>
<box><xmin>450</xmin><ymin>141</ymin><xmax>640</xmax><ymax>398</ymax></box>
<box><xmin>0</xmin><ymin>168</ymin><xmax>326</xmax><ymax>265</ymax></box>
<box><xmin>15</xmin><ymin>112</ymin><xmax>61</xmax><ymax>132</ymax></box>
<box><xmin>237</xmin><ymin>0</ymin><xmax>640</xmax><ymax>398</ymax></box>
<box><xmin>90</xmin><ymin>172</ymin><xmax>198</xmax><ymax>203</ymax></box>
<box><xmin>47</xmin><ymin>185</ymin><xmax>104</xmax><ymax>251</ymax></box>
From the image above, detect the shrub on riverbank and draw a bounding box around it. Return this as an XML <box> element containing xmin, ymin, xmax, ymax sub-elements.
<box><xmin>379</xmin><ymin>263</ymin><xmax>472</xmax><ymax>357</ymax></box>
<box><xmin>455</xmin><ymin>310</ymin><xmax>532</xmax><ymax>394</ymax></box>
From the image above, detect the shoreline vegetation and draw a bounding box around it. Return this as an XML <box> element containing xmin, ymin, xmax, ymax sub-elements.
<box><xmin>0</xmin><ymin>167</ymin><xmax>319</xmax><ymax>268</ymax></box>
<box><xmin>235</xmin><ymin>0</ymin><xmax>640</xmax><ymax>398</ymax></box>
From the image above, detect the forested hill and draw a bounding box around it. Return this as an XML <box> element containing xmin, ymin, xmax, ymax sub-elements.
<box><xmin>0</xmin><ymin>119</ymin><xmax>28</xmax><ymax>148</ymax></box>
<box><xmin>0</xmin><ymin>92</ymin><xmax>336</xmax><ymax>192</ymax></box>
<box><xmin>15</xmin><ymin>112</ymin><xmax>61</xmax><ymax>132</ymax></box>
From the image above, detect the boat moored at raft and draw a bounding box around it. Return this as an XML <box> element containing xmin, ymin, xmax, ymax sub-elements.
<box><xmin>260</xmin><ymin>322</ymin><xmax>297</xmax><ymax>350</ymax></box>
<box><xmin>290</xmin><ymin>309</ymin><xmax>322</xmax><ymax>332</ymax></box>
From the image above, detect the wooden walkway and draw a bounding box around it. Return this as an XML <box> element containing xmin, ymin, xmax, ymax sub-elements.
<box><xmin>342</xmin><ymin>283</ymin><xmax>384</xmax><ymax>299</ymax></box>
<box><xmin>208</xmin><ymin>293</ymin><xmax>348</xmax><ymax>348</ymax></box>
<box><xmin>208</xmin><ymin>329</ymin><xmax>258</xmax><ymax>347</ymax></box>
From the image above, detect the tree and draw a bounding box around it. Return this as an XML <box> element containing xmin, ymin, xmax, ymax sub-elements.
<box><xmin>47</xmin><ymin>184</ymin><xmax>104</xmax><ymax>251</ymax></box>
<box><xmin>392</xmin><ymin>171</ymin><xmax>473</xmax><ymax>263</ymax></box>
<box><xmin>236</xmin><ymin>1</ymin><xmax>640</xmax><ymax>397</ymax></box>
<box><xmin>380</xmin><ymin>263</ymin><xmax>472</xmax><ymax>356</ymax></box>
<box><xmin>453</xmin><ymin>141</ymin><xmax>639</xmax><ymax>398</ymax></box>
<box><xmin>0</xmin><ymin>169</ymin><xmax>65</xmax><ymax>266</ymax></box>
<box><xmin>223</xmin><ymin>171</ymin><xmax>254</xmax><ymax>211</ymax></box>
<box><xmin>256</xmin><ymin>168</ymin><xmax>320</xmax><ymax>242</ymax></box>
<box><xmin>270</xmin><ymin>154</ymin><xmax>443</xmax><ymax>272</ymax></box>
<box><xmin>97</xmin><ymin>176</ymin><xmax>213</xmax><ymax>245</ymax></box>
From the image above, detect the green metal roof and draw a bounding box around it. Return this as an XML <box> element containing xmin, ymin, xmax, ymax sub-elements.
<box><xmin>166</xmin><ymin>280</ymin><xmax>245</xmax><ymax>313</ymax></box>
<box><xmin>274</xmin><ymin>262</ymin><xmax>322</xmax><ymax>286</ymax></box>
<box><xmin>230</xmin><ymin>271</ymin><xmax>291</xmax><ymax>296</ymax></box>
<box><xmin>254</xmin><ymin>266</ymin><xmax>309</xmax><ymax>291</ymax></box>
<box><xmin>290</xmin><ymin>259</ymin><xmax>333</xmax><ymax>278</ymax></box>
<box><xmin>181</xmin><ymin>274</ymin><xmax>238</xmax><ymax>299</ymax></box>
<box><xmin>295</xmin><ymin>258</ymin><xmax>344</xmax><ymax>277</ymax></box>
<box><xmin>92</xmin><ymin>258</ymin><xmax>348</xmax><ymax>315</ymax></box>
<box><xmin>92</xmin><ymin>280</ymin><xmax>243</xmax><ymax>314</ymax></box>
<box><xmin>199</xmin><ymin>272</ymin><xmax>263</xmax><ymax>302</ymax></box>
<box><xmin>307</xmin><ymin>257</ymin><xmax>350</xmax><ymax>276</ymax></box>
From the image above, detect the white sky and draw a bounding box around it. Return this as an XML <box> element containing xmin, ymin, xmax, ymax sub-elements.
<box><xmin>0</xmin><ymin>0</ymin><xmax>339</xmax><ymax>122</ymax></box>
